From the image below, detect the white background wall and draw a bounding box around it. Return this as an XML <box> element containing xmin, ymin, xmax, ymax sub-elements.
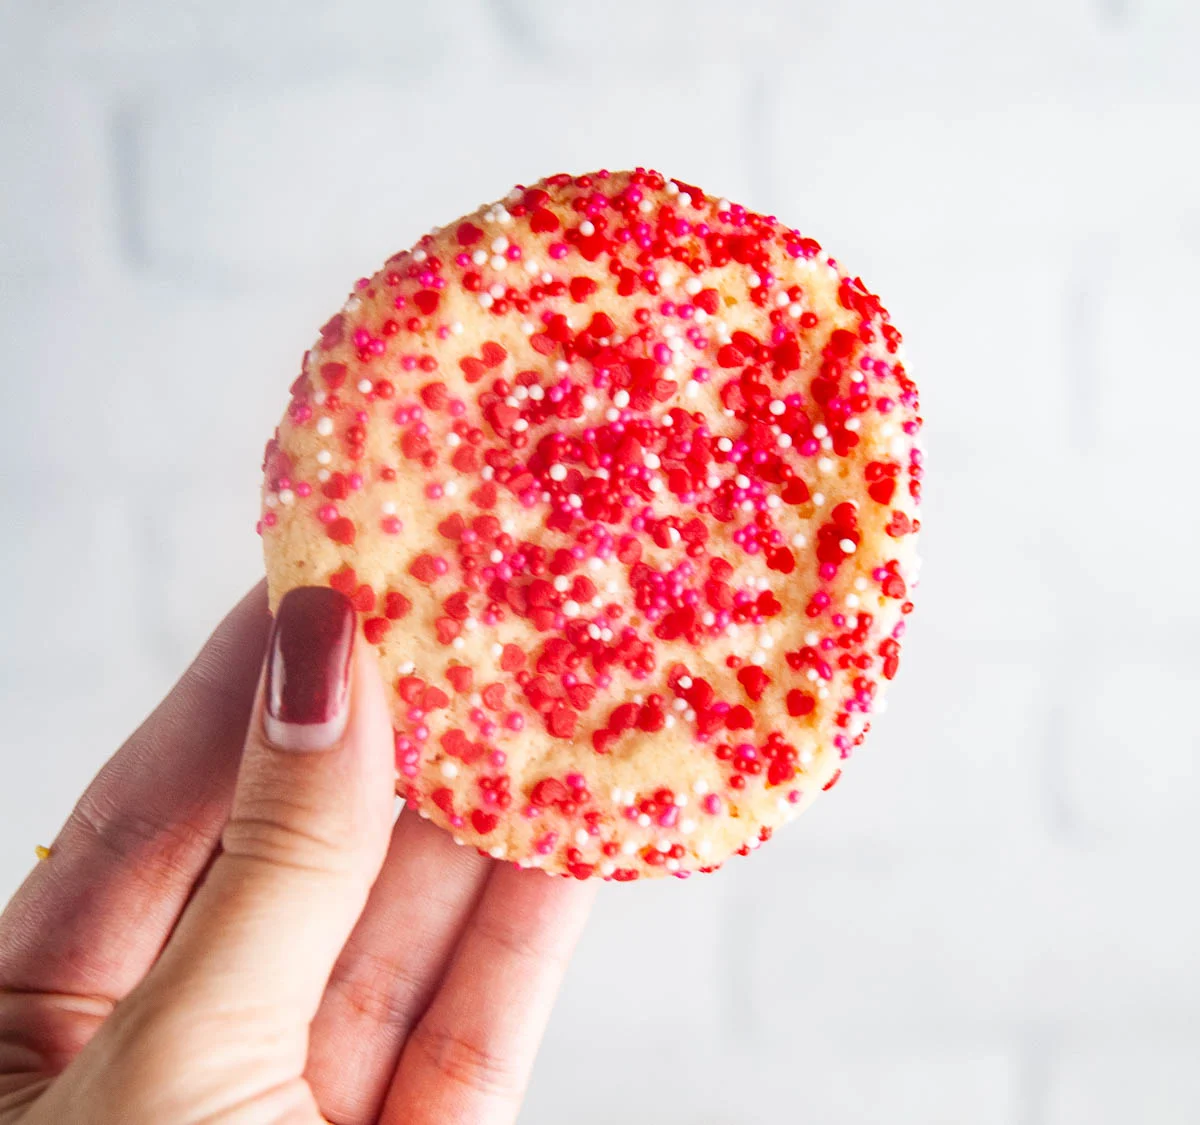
<box><xmin>2</xmin><ymin>2</ymin><xmax>1198</xmax><ymax>1121</ymax></box>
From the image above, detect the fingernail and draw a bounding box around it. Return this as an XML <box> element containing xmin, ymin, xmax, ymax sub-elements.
<box><xmin>264</xmin><ymin>587</ymin><xmax>356</xmax><ymax>752</ymax></box>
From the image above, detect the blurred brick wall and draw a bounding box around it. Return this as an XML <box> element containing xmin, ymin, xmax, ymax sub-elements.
<box><xmin>2</xmin><ymin>2</ymin><xmax>1197</xmax><ymax>1121</ymax></box>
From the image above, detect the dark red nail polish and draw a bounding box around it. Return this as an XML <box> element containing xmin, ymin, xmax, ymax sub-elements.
<box><xmin>264</xmin><ymin>587</ymin><xmax>355</xmax><ymax>751</ymax></box>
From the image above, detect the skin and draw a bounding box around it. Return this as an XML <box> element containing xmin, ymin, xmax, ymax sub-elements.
<box><xmin>0</xmin><ymin>583</ymin><xmax>595</xmax><ymax>1124</ymax></box>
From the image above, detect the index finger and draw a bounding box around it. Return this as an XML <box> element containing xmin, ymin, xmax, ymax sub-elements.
<box><xmin>0</xmin><ymin>582</ymin><xmax>269</xmax><ymax>1002</ymax></box>
<box><xmin>381</xmin><ymin>865</ymin><xmax>595</xmax><ymax>1125</ymax></box>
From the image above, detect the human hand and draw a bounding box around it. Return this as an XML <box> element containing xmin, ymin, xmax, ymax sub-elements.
<box><xmin>0</xmin><ymin>584</ymin><xmax>595</xmax><ymax>1124</ymax></box>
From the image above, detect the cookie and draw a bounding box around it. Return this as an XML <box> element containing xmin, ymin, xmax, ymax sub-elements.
<box><xmin>260</xmin><ymin>169</ymin><xmax>922</xmax><ymax>880</ymax></box>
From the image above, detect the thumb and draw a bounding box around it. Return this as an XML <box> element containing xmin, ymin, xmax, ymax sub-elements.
<box><xmin>146</xmin><ymin>585</ymin><xmax>395</xmax><ymax>1029</ymax></box>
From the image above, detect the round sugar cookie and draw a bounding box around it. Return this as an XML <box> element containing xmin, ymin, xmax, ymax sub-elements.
<box><xmin>260</xmin><ymin>168</ymin><xmax>922</xmax><ymax>881</ymax></box>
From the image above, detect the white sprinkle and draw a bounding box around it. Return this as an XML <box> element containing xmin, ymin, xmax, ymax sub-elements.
<box><xmin>489</xmin><ymin>845</ymin><xmax>507</xmax><ymax>859</ymax></box>
<box><xmin>845</xmin><ymin>593</ymin><xmax>861</xmax><ymax>608</ymax></box>
<box><xmin>812</xmin><ymin>492</ymin><xmax>826</xmax><ymax>506</ymax></box>
<box><xmin>317</xmin><ymin>468</ymin><xmax>331</xmax><ymax>482</ymax></box>
<box><xmin>575</xmin><ymin>829</ymin><xmax>590</xmax><ymax>847</ymax></box>
<box><xmin>636</xmin><ymin>813</ymin><xmax>652</xmax><ymax>828</ymax></box>
<box><xmin>277</xmin><ymin>489</ymin><xmax>294</xmax><ymax>506</ymax></box>
<box><xmin>316</xmin><ymin>450</ymin><xmax>332</xmax><ymax>465</ymax></box>
<box><xmin>639</xmin><ymin>198</ymin><xmax>653</xmax><ymax>213</ymax></box>
<box><xmin>735</xmin><ymin>473</ymin><xmax>750</xmax><ymax>488</ymax></box>
<box><xmin>472</xmin><ymin>249</ymin><xmax>488</xmax><ymax>265</ymax></box>
<box><xmin>412</xmin><ymin>249</ymin><xmax>427</xmax><ymax>263</ymax></box>
<box><xmin>685</xmin><ymin>277</ymin><xmax>702</xmax><ymax>295</ymax></box>
<box><xmin>622</xmin><ymin>839</ymin><xmax>639</xmax><ymax>855</ymax></box>
<box><xmin>806</xmin><ymin>668</ymin><xmax>820</xmax><ymax>682</ymax></box>
<box><xmin>491</xmin><ymin>236</ymin><xmax>509</xmax><ymax>253</ymax></box>
<box><xmin>693</xmin><ymin>778</ymin><xmax>710</xmax><ymax>795</ymax></box>
<box><xmin>845</xmin><ymin>417</ymin><xmax>861</xmax><ymax>432</ymax></box>
<box><xmin>490</xmin><ymin>255</ymin><xmax>507</xmax><ymax>271</ymax></box>
<box><xmin>766</xmin><ymin>494</ymin><xmax>782</xmax><ymax>509</ymax></box>
<box><xmin>548</xmin><ymin>463</ymin><xmax>567</xmax><ymax>482</ymax></box>
<box><xmin>813</xmin><ymin>423</ymin><xmax>829</xmax><ymax>439</ymax></box>
<box><xmin>513</xmin><ymin>419</ymin><xmax>528</xmax><ymax>432</ymax></box>
<box><xmin>666</xmin><ymin>858</ymin><xmax>681</xmax><ymax>872</ymax></box>
<box><xmin>680</xmin><ymin>819</ymin><xmax>697</xmax><ymax>835</ymax></box>
<box><xmin>717</xmin><ymin>437</ymin><xmax>733</xmax><ymax>452</ymax></box>
<box><xmin>769</xmin><ymin>400</ymin><xmax>786</xmax><ymax>416</ymax></box>
<box><xmin>316</xmin><ymin>417</ymin><xmax>334</xmax><ymax>436</ymax></box>
<box><xmin>446</xmin><ymin>432</ymin><xmax>461</xmax><ymax>447</ymax></box>
<box><xmin>698</xmin><ymin>840</ymin><xmax>713</xmax><ymax>857</ymax></box>
<box><xmin>399</xmin><ymin>661</ymin><xmax>416</xmax><ymax>675</ymax></box>
<box><xmin>613</xmin><ymin>389</ymin><xmax>630</xmax><ymax>408</ymax></box>
<box><xmin>563</xmin><ymin>600</ymin><xmax>580</xmax><ymax>617</ymax></box>
<box><xmin>440</xmin><ymin>761</ymin><xmax>459</xmax><ymax>779</ymax></box>
<box><xmin>855</xmin><ymin>576</ymin><xmax>869</xmax><ymax>591</ymax></box>
<box><xmin>478</xmin><ymin>293</ymin><xmax>494</xmax><ymax>309</ymax></box>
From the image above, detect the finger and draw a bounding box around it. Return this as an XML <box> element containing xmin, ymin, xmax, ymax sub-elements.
<box><xmin>381</xmin><ymin>866</ymin><xmax>596</xmax><ymax>1125</ymax></box>
<box><xmin>306</xmin><ymin>808</ymin><xmax>491</xmax><ymax>1125</ymax></box>
<box><xmin>136</xmin><ymin>586</ymin><xmax>395</xmax><ymax>1035</ymax></box>
<box><xmin>0</xmin><ymin>582</ymin><xmax>269</xmax><ymax>1002</ymax></box>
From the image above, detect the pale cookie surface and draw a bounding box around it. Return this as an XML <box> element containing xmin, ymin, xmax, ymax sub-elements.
<box><xmin>261</xmin><ymin>169</ymin><xmax>922</xmax><ymax>881</ymax></box>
